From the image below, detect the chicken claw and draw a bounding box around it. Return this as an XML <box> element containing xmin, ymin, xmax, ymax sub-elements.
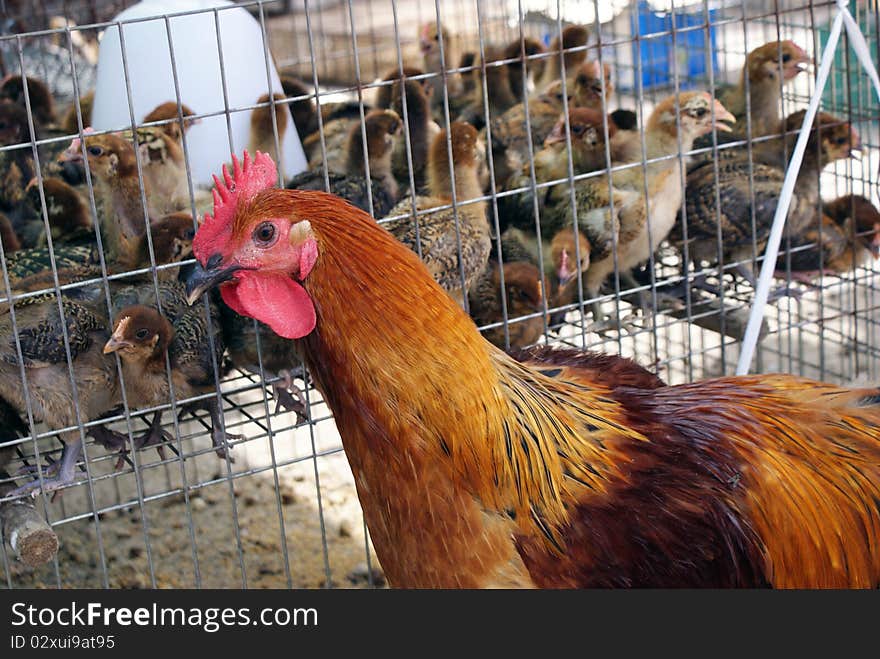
<box><xmin>272</xmin><ymin>369</ymin><xmax>309</xmax><ymax>423</ymax></box>
<box><xmin>10</xmin><ymin>440</ymin><xmax>84</xmax><ymax>500</ymax></box>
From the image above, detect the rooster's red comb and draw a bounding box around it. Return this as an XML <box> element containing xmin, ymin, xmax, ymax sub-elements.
<box><xmin>193</xmin><ymin>150</ymin><xmax>278</xmax><ymax>262</ymax></box>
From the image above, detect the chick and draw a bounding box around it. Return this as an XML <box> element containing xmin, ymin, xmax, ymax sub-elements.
<box><xmin>0</xmin><ymin>75</ymin><xmax>57</xmax><ymax>128</ymax></box>
<box><xmin>776</xmin><ymin>195</ymin><xmax>880</xmax><ymax>281</ymax></box>
<box><xmin>0</xmin><ymin>100</ymin><xmax>37</xmax><ymax>214</ymax></box>
<box><xmin>101</xmin><ymin>288</ymin><xmax>235</xmax><ymax>465</ymax></box>
<box><xmin>248</xmin><ymin>93</ymin><xmax>289</xmax><ymax>176</ymax></box>
<box><xmin>58</xmin><ymin>131</ymin><xmax>150</xmax><ymax>260</ymax></box>
<box><xmin>1</xmin><ymin>294</ymin><xmax>117</xmax><ymax>496</ymax></box>
<box><xmin>679</xmin><ymin>111</ymin><xmax>859</xmax><ymax>296</ymax></box>
<box><xmin>499</xmin><ymin>107</ymin><xmax>615</xmax><ymax>237</ymax></box>
<box><xmin>279</xmin><ymin>75</ymin><xmax>318</xmax><ymax>140</ymax></box>
<box><xmin>14</xmin><ymin>177</ymin><xmax>93</xmax><ymax>249</ymax></box>
<box><xmin>0</xmin><ymin>211</ymin><xmax>21</xmax><ymax>253</ymax></box>
<box><xmin>694</xmin><ymin>40</ymin><xmax>810</xmax><ymax>152</ymax></box>
<box><xmin>456</xmin><ymin>45</ymin><xmax>518</xmax><ymax>131</ymax></box>
<box><xmin>383</xmin><ymin>121</ymin><xmax>491</xmax><ymax>307</ymax></box>
<box><xmin>388</xmin><ymin>78</ymin><xmax>439</xmax><ymax>193</ymax></box>
<box><xmin>374</xmin><ymin>66</ymin><xmax>432</xmax><ymax>111</ymax></box>
<box><xmin>60</xmin><ymin>90</ymin><xmax>94</xmax><ymax>135</ymax></box>
<box><xmin>487</xmin><ymin>79</ymin><xmax>569</xmax><ymax>189</ymax></box>
<box><xmin>418</xmin><ymin>21</ymin><xmax>464</xmax><ymax>116</ymax></box>
<box><xmin>503</xmin><ymin>36</ymin><xmax>547</xmax><ymax>102</ymax></box>
<box><xmin>468</xmin><ymin>259</ymin><xmax>547</xmax><ymax>349</ymax></box>
<box><xmin>288</xmin><ymin>109</ymin><xmax>402</xmax><ymax>218</ymax></box>
<box><xmin>142</xmin><ymin>101</ymin><xmax>198</xmax><ymax>144</ymax></box>
<box><xmin>118</xmin><ymin>123</ymin><xmax>190</xmax><ymax>217</ymax></box>
<box><xmin>535</xmin><ymin>24</ymin><xmax>591</xmax><ymax>92</ymax></box>
<box><xmin>571</xmin><ymin>60</ymin><xmax>638</xmax><ymax>136</ymax></box>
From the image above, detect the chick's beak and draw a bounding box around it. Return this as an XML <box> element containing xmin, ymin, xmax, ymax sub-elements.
<box><xmin>849</xmin><ymin>130</ymin><xmax>863</xmax><ymax>158</ymax></box>
<box><xmin>184</xmin><ymin>255</ymin><xmax>243</xmax><ymax>305</ymax></box>
<box><xmin>713</xmin><ymin>101</ymin><xmax>736</xmax><ymax>132</ymax></box>
<box><xmin>103</xmin><ymin>335</ymin><xmax>131</xmax><ymax>354</ymax></box>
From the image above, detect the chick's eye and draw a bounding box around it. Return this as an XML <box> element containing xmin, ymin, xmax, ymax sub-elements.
<box><xmin>184</xmin><ymin>228</ymin><xmax>195</xmax><ymax>240</ymax></box>
<box><xmin>87</xmin><ymin>145</ymin><xmax>103</xmax><ymax>156</ymax></box>
<box><xmin>253</xmin><ymin>221</ymin><xmax>278</xmax><ymax>247</ymax></box>
<box><xmin>692</xmin><ymin>107</ymin><xmax>707</xmax><ymax>118</ymax></box>
<box><xmin>835</xmin><ymin>136</ymin><xmax>848</xmax><ymax>145</ymax></box>
<box><xmin>782</xmin><ymin>53</ymin><xmax>792</xmax><ymax>63</ymax></box>
<box><xmin>135</xmin><ymin>328</ymin><xmax>150</xmax><ymax>340</ymax></box>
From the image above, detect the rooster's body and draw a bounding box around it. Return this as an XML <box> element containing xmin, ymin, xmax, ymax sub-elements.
<box><xmin>185</xmin><ymin>152</ymin><xmax>880</xmax><ymax>588</ymax></box>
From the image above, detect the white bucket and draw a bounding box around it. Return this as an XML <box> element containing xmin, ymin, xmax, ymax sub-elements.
<box><xmin>90</xmin><ymin>0</ymin><xmax>306</xmax><ymax>188</ymax></box>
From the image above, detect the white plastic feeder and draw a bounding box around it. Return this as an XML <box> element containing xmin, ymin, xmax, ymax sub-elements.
<box><xmin>90</xmin><ymin>0</ymin><xmax>306</xmax><ymax>187</ymax></box>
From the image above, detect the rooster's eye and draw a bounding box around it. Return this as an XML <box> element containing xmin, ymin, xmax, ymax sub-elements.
<box><xmin>87</xmin><ymin>145</ymin><xmax>103</xmax><ymax>156</ymax></box>
<box><xmin>184</xmin><ymin>229</ymin><xmax>195</xmax><ymax>240</ymax></box>
<box><xmin>135</xmin><ymin>328</ymin><xmax>150</xmax><ymax>340</ymax></box>
<box><xmin>253</xmin><ymin>221</ymin><xmax>278</xmax><ymax>247</ymax></box>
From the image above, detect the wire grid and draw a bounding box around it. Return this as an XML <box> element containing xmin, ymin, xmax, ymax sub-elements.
<box><xmin>0</xmin><ymin>0</ymin><xmax>877</xmax><ymax>588</ymax></box>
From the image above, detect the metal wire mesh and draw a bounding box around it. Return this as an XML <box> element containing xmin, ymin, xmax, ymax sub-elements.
<box><xmin>0</xmin><ymin>0</ymin><xmax>877</xmax><ymax>588</ymax></box>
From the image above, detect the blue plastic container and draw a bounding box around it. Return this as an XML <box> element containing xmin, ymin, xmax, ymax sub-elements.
<box><xmin>630</xmin><ymin>1</ymin><xmax>718</xmax><ymax>91</ymax></box>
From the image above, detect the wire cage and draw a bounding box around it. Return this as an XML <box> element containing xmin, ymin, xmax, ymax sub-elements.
<box><xmin>0</xmin><ymin>0</ymin><xmax>877</xmax><ymax>588</ymax></box>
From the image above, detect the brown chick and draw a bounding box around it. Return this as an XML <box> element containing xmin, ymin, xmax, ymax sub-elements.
<box><xmin>571</xmin><ymin>60</ymin><xmax>638</xmax><ymax>138</ymax></box>
<box><xmin>288</xmin><ymin>109</ymin><xmax>402</xmax><ymax>218</ymax></box>
<box><xmin>568</xmin><ymin>92</ymin><xmax>735</xmax><ymax>328</ymax></box>
<box><xmin>118</xmin><ymin>122</ymin><xmax>190</xmax><ymax>217</ymax></box>
<box><xmin>693</xmin><ymin>40</ymin><xmax>810</xmax><ymax>153</ymax></box>
<box><xmin>0</xmin><ymin>211</ymin><xmax>21</xmax><ymax>253</ymax></box>
<box><xmin>499</xmin><ymin>106</ymin><xmax>616</xmax><ymax>237</ymax></box>
<box><xmin>0</xmin><ymin>294</ymin><xmax>118</xmax><ymax>497</ymax></box>
<box><xmin>389</xmin><ymin>78</ymin><xmax>439</xmax><ymax>193</ymax></box>
<box><xmin>58</xmin><ymin>131</ymin><xmax>151</xmax><ymax>262</ymax></box>
<box><xmin>374</xmin><ymin>66</ymin><xmax>432</xmax><ymax>110</ymax></box>
<box><xmin>679</xmin><ymin>111</ymin><xmax>860</xmax><ymax>295</ymax></box>
<box><xmin>142</xmin><ymin>101</ymin><xmax>198</xmax><ymax>144</ymax></box>
<box><xmin>487</xmin><ymin>79</ymin><xmax>570</xmax><ymax>188</ymax></box>
<box><xmin>102</xmin><ymin>291</ymin><xmax>234</xmax><ymax>466</ymax></box>
<box><xmin>776</xmin><ymin>195</ymin><xmax>880</xmax><ymax>281</ymax></box>
<box><xmin>279</xmin><ymin>75</ymin><xmax>318</xmax><ymax>140</ymax></box>
<box><xmin>8</xmin><ymin>212</ymin><xmax>196</xmax><ymax>295</ymax></box>
<box><xmin>302</xmin><ymin>110</ymin><xmax>364</xmax><ymax>173</ymax></box>
<box><xmin>419</xmin><ymin>21</ymin><xmax>464</xmax><ymax>116</ymax></box>
<box><xmin>383</xmin><ymin>121</ymin><xmax>491</xmax><ymax>307</ymax></box>
<box><xmin>0</xmin><ymin>75</ymin><xmax>56</xmax><ymax>128</ymax></box>
<box><xmin>535</xmin><ymin>24</ymin><xmax>591</xmax><ymax>92</ymax></box>
<box><xmin>60</xmin><ymin>90</ymin><xmax>95</xmax><ymax>135</ymax></box>
<box><xmin>458</xmin><ymin>52</ymin><xmax>479</xmax><ymax>99</ymax></box>
<box><xmin>468</xmin><ymin>259</ymin><xmax>547</xmax><ymax>349</ymax></box>
<box><xmin>18</xmin><ymin>176</ymin><xmax>92</xmax><ymax>248</ymax></box>
<box><xmin>504</xmin><ymin>36</ymin><xmax>547</xmax><ymax>102</ymax></box>
<box><xmin>0</xmin><ymin>100</ymin><xmax>37</xmax><ymax>213</ymax></box>
<box><xmin>456</xmin><ymin>45</ymin><xmax>519</xmax><ymax>130</ymax></box>
<box><xmin>248</xmin><ymin>93</ymin><xmax>289</xmax><ymax>176</ymax></box>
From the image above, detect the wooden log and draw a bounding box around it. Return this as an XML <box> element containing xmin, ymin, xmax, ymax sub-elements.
<box><xmin>0</xmin><ymin>470</ymin><xmax>59</xmax><ymax>568</ymax></box>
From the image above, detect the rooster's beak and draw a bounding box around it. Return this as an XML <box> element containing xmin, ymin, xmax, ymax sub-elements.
<box><xmin>185</xmin><ymin>256</ymin><xmax>242</xmax><ymax>305</ymax></box>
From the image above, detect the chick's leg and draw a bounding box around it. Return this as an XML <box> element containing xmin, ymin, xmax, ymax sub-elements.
<box><xmin>204</xmin><ymin>397</ymin><xmax>240</xmax><ymax>461</ymax></box>
<box><xmin>90</xmin><ymin>411</ymin><xmax>171</xmax><ymax>469</ymax></box>
<box><xmin>734</xmin><ymin>263</ymin><xmax>803</xmax><ymax>302</ymax></box>
<box><xmin>10</xmin><ymin>436</ymin><xmax>83</xmax><ymax>498</ymax></box>
<box><xmin>271</xmin><ymin>369</ymin><xmax>308</xmax><ymax>422</ymax></box>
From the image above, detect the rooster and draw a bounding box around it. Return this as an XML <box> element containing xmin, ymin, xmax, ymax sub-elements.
<box><xmin>185</xmin><ymin>150</ymin><xmax>880</xmax><ymax>588</ymax></box>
